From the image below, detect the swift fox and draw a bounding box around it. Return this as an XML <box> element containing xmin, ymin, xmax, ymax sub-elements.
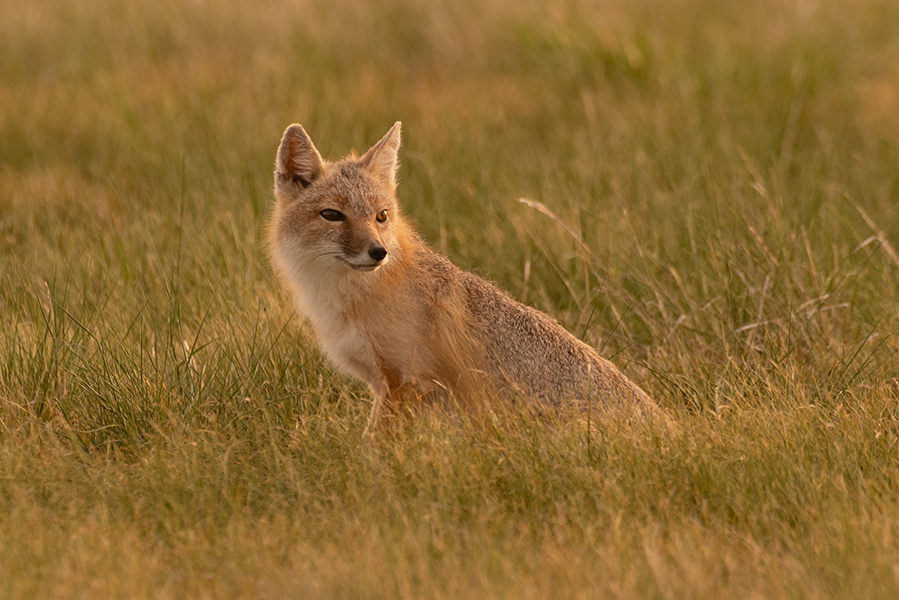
<box><xmin>268</xmin><ymin>122</ymin><xmax>654</xmax><ymax>433</ymax></box>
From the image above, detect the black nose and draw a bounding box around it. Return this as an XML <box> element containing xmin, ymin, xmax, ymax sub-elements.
<box><xmin>368</xmin><ymin>245</ymin><xmax>387</xmax><ymax>262</ymax></box>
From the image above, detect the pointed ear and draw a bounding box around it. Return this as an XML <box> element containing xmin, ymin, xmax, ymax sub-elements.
<box><xmin>360</xmin><ymin>121</ymin><xmax>401</xmax><ymax>189</ymax></box>
<box><xmin>275</xmin><ymin>124</ymin><xmax>324</xmax><ymax>191</ymax></box>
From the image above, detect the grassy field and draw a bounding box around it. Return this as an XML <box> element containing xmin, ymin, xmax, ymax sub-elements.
<box><xmin>3</xmin><ymin>0</ymin><xmax>899</xmax><ymax>597</ymax></box>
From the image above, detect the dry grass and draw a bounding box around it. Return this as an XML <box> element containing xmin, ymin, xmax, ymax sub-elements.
<box><xmin>2</xmin><ymin>0</ymin><xmax>899</xmax><ymax>597</ymax></box>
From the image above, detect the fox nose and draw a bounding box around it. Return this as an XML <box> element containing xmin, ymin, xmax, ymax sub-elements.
<box><xmin>368</xmin><ymin>245</ymin><xmax>387</xmax><ymax>262</ymax></box>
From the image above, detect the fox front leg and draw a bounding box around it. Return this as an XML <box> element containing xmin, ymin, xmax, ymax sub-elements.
<box><xmin>362</xmin><ymin>372</ymin><xmax>398</xmax><ymax>438</ymax></box>
<box><xmin>363</xmin><ymin>395</ymin><xmax>385</xmax><ymax>438</ymax></box>
<box><xmin>362</xmin><ymin>374</ymin><xmax>420</xmax><ymax>437</ymax></box>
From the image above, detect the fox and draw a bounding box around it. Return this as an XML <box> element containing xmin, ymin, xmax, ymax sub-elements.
<box><xmin>268</xmin><ymin>121</ymin><xmax>655</xmax><ymax>434</ymax></box>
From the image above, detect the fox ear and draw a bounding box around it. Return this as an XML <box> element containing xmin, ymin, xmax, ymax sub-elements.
<box><xmin>360</xmin><ymin>121</ymin><xmax>401</xmax><ymax>190</ymax></box>
<box><xmin>275</xmin><ymin>124</ymin><xmax>324</xmax><ymax>191</ymax></box>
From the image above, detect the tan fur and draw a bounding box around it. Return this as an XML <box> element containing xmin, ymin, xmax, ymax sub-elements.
<box><xmin>268</xmin><ymin>122</ymin><xmax>656</xmax><ymax>435</ymax></box>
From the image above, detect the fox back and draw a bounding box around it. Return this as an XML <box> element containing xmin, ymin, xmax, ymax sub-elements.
<box><xmin>269</xmin><ymin>122</ymin><xmax>654</xmax><ymax>431</ymax></box>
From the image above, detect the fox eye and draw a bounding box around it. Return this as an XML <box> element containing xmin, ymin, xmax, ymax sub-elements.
<box><xmin>376</xmin><ymin>210</ymin><xmax>388</xmax><ymax>223</ymax></box>
<box><xmin>320</xmin><ymin>209</ymin><xmax>345</xmax><ymax>222</ymax></box>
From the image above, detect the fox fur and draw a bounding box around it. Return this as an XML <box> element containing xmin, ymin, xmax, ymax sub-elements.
<box><xmin>268</xmin><ymin>121</ymin><xmax>655</xmax><ymax>434</ymax></box>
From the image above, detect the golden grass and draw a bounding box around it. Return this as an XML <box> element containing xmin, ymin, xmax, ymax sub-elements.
<box><xmin>2</xmin><ymin>0</ymin><xmax>899</xmax><ymax>597</ymax></box>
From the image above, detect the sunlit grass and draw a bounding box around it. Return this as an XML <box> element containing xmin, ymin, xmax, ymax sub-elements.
<box><xmin>2</xmin><ymin>0</ymin><xmax>899</xmax><ymax>597</ymax></box>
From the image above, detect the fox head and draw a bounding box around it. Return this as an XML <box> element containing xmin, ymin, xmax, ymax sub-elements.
<box><xmin>271</xmin><ymin>122</ymin><xmax>404</xmax><ymax>276</ymax></box>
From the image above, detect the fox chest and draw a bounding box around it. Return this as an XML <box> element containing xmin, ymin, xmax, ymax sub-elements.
<box><xmin>308</xmin><ymin>302</ymin><xmax>430</xmax><ymax>394</ymax></box>
<box><xmin>283</xmin><ymin>282</ymin><xmax>376</xmax><ymax>380</ymax></box>
<box><xmin>315</xmin><ymin>318</ymin><xmax>380</xmax><ymax>383</ymax></box>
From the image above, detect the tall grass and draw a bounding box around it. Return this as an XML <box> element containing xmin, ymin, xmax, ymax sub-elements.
<box><xmin>2</xmin><ymin>0</ymin><xmax>899</xmax><ymax>597</ymax></box>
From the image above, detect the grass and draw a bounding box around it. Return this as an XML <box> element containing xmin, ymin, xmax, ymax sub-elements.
<box><xmin>2</xmin><ymin>0</ymin><xmax>899</xmax><ymax>597</ymax></box>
